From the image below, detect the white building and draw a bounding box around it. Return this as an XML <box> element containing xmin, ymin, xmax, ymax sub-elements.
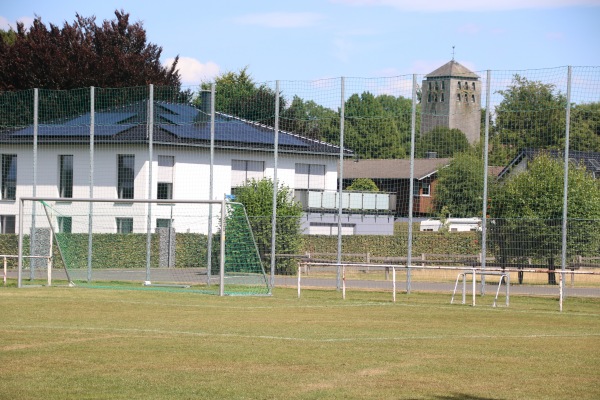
<box><xmin>1</xmin><ymin>99</ymin><xmax>393</xmax><ymax>235</ymax></box>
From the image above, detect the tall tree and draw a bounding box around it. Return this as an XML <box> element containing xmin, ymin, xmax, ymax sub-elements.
<box><xmin>0</xmin><ymin>10</ymin><xmax>181</xmax><ymax>90</ymax></box>
<box><xmin>488</xmin><ymin>154</ymin><xmax>600</xmax><ymax>283</ymax></box>
<box><xmin>492</xmin><ymin>74</ymin><xmax>567</xmax><ymax>163</ymax></box>
<box><xmin>201</xmin><ymin>67</ymin><xmax>284</xmax><ymax>125</ymax></box>
<box><xmin>416</xmin><ymin>126</ymin><xmax>471</xmax><ymax>158</ymax></box>
<box><xmin>280</xmin><ymin>95</ymin><xmax>339</xmax><ymax>141</ymax></box>
<box><xmin>434</xmin><ymin>152</ymin><xmax>485</xmax><ymax>218</ymax></box>
<box><xmin>344</xmin><ymin>92</ymin><xmax>405</xmax><ymax>159</ymax></box>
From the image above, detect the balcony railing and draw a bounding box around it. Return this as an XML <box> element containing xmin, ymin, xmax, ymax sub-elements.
<box><xmin>295</xmin><ymin>190</ymin><xmax>395</xmax><ymax>213</ymax></box>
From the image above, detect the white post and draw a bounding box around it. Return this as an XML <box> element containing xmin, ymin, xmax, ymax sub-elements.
<box><xmin>3</xmin><ymin>256</ymin><xmax>6</xmax><ymax>286</ymax></box>
<box><xmin>342</xmin><ymin>265</ymin><xmax>346</xmax><ymax>300</ymax></box>
<box><xmin>472</xmin><ymin>270</ymin><xmax>477</xmax><ymax>307</ymax></box>
<box><xmin>297</xmin><ymin>264</ymin><xmax>301</xmax><ymax>299</ymax></box>
<box><xmin>392</xmin><ymin>266</ymin><xmax>396</xmax><ymax>303</ymax></box>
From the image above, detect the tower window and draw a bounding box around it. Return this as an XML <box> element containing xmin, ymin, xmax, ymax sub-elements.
<box><xmin>441</xmin><ymin>93</ymin><xmax>445</xmax><ymax>102</ymax></box>
<box><xmin>464</xmin><ymin>93</ymin><xmax>468</xmax><ymax>102</ymax></box>
<box><xmin>442</xmin><ymin>81</ymin><xmax>445</xmax><ymax>90</ymax></box>
<box><xmin>465</xmin><ymin>81</ymin><xmax>468</xmax><ymax>89</ymax></box>
<box><xmin>471</xmin><ymin>94</ymin><xmax>475</xmax><ymax>103</ymax></box>
<box><xmin>435</xmin><ymin>82</ymin><xmax>439</xmax><ymax>90</ymax></box>
<box><xmin>428</xmin><ymin>82</ymin><xmax>432</xmax><ymax>90</ymax></box>
<box><xmin>428</xmin><ymin>93</ymin><xmax>431</xmax><ymax>103</ymax></box>
<box><xmin>472</xmin><ymin>82</ymin><xmax>476</xmax><ymax>90</ymax></box>
<box><xmin>456</xmin><ymin>93</ymin><xmax>461</xmax><ymax>102</ymax></box>
<box><xmin>434</xmin><ymin>94</ymin><xmax>438</xmax><ymax>102</ymax></box>
<box><xmin>458</xmin><ymin>82</ymin><xmax>461</xmax><ymax>89</ymax></box>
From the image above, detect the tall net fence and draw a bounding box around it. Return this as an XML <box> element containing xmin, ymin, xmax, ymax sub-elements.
<box><xmin>1</xmin><ymin>65</ymin><xmax>599</xmax><ymax>303</ymax></box>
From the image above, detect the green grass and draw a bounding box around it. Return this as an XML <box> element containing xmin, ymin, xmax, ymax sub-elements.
<box><xmin>0</xmin><ymin>287</ymin><xmax>599</xmax><ymax>399</ymax></box>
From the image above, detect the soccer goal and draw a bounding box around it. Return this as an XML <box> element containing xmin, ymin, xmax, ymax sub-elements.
<box><xmin>17</xmin><ymin>197</ymin><xmax>270</xmax><ymax>296</ymax></box>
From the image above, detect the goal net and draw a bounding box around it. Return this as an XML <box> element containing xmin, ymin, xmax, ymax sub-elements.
<box><xmin>17</xmin><ymin>197</ymin><xmax>270</xmax><ymax>296</ymax></box>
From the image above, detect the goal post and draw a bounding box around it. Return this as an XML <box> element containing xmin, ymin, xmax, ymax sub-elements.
<box><xmin>17</xmin><ymin>197</ymin><xmax>270</xmax><ymax>296</ymax></box>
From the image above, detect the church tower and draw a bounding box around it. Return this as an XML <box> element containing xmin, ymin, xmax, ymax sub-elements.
<box><xmin>420</xmin><ymin>60</ymin><xmax>481</xmax><ymax>145</ymax></box>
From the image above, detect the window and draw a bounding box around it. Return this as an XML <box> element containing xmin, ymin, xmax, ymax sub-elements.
<box><xmin>472</xmin><ymin>82</ymin><xmax>476</xmax><ymax>90</ymax></box>
<box><xmin>428</xmin><ymin>82</ymin><xmax>432</xmax><ymax>90</ymax></box>
<box><xmin>118</xmin><ymin>155</ymin><xmax>135</xmax><ymax>199</ymax></box>
<box><xmin>156</xmin><ymin>218</ymin><xmax>173</xmax><ymax>228</ymax></box>
<box><xmin>471</xmin><ymin>94</ymin><xmax>475</xmax><ymax>103</ymax></box>
<box><xmin>427</xmin><ymin>93</ymin><xmax>431</xmax><ymax>103</ymax></box>
<box><xmin>441</xmin><ymin>93</ymin><xmax>445</xmax><ymax>102</ymax></box>
<box><xmin>434</xmin><ymin>82</ymin><xmax>439</xmax><ymax>90</ymax></box>
<box><xmin>59</xmin><ymin>155</ymin><xmax>73</xmax><ymax>198</ymax></box>
<box><xmin>57</xmin><ymin>216</ymin><xmax>72</xmax><ymax>233</ymax></box>
<box><xmin>442</xmin><ymin>81</ymin><xmax>445</xmax><ymax>90</ymax></box>
<box><xmin>1</xmin><ymin>154</ymin><xmax>17</xmax><ymax>200</ymax></box>
<box><xmin>295</xmin><ymin>163</ymin><xmax>325</xmax><ymax>190</ymax></box>
<box><xmin>413</xmin><ymin>182</ymin><xmax>420</xmax><ymax>196</ymax></box>
<box><xmin>1</xmin><ymin>215</ymin><xmax>15</xmax><ymax>234</ymax></box>
<box><xmin>421</xmin><ymin>182</ymin><xmax>431</xmax><ymax>196</ymax></box>
<box><xmin>116</xmin><ymin>218</ymin><xmax>133</xmax><ymax>234</ymax></box>
<box><xmin>464</xmin><ymin>93</ymin><xmax>468</xmax><ymax>102</ymax></box>
<box><xmin>456</xmin><ymin>93</ymin><xmax>461</xmax><ymax>102</ymax></box>
<box><xmin>157</xmin><ymin>155</ymin><xmax>174</xmax><ymax>200</ymax></box>
<box><xmin>231</xmin><ymin>160</ymin><xmax>264</xmax><ymax>188</ymax></box>
<box><xmin>457</xmin><ymin>82</ymin><xmax>461</xmax><ymax>89</ymax></box>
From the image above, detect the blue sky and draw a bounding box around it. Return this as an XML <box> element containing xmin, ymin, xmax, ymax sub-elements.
<box><xmin>2</xmin><ymin>0</ymin><xmax>600</xmax><ymax>86</ymax></box>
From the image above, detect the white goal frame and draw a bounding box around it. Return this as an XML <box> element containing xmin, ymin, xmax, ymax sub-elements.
<box><xmin>17</xmin><ymin>197</ymin><xmax>230</xmax><ymax>295</ymax></box>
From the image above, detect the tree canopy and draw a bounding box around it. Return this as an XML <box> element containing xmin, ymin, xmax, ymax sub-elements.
<box><xmin>488</xmin><ymin>154</ymin><xmax>600</xmax><ymax>266</ymax></box>
<box><xmin>232</xmin><ymin>178</ymin><xmax>303</xmax><ymax>275</ymax></box>
<box><xmin>434</xmin><ymin>152</ymin><xmax>485</xmax><ymax>218</ymax></box>
<box><xmin>416</xmin><ymin>126</ymin><xmax>471</xmax><ymax>158</ymax></box>
<box><xmin>200</xmin><ymin>67</ymin><xmax>284</xmax><ymax>125</ymax></box>
<box><xmin>0</xmin><ymin>10</ymin><xmax>181</xmax><ymax>90</ymax></box>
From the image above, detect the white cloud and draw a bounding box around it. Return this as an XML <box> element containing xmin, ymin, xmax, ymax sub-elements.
<box><xmin>233</xmin><ymin>12</ymin><xmax>324</xmax><ymax>28</ymax></box>
<box><xmin>0</xmin><ymin>15</ymin><xmax>34</xmax><ymax>30</ymax></box>
<box><xmin>164</xmin><ymin>57</ymin><xmax>220</xmax><ymax>85</ymax></box>
<box><xmin>329</xmin><ymin>0</ymin><xmax>600</xmax><ymax>12</ymax></box>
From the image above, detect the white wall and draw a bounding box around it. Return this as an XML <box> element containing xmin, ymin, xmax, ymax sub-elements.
<box><xmin>1</xmin><ymin>143</ymin><xmax>339</xmax><ymax>234</ymax></box>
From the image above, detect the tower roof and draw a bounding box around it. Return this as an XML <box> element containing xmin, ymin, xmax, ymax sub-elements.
<box><xmin>425</xmin><ymin>60</ymin><xmax>479</xmax><ymax>79</ymax></box>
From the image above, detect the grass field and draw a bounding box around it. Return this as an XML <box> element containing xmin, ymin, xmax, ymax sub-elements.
<box><xmin>1</xmin><ymin>286</ymin><xmax>599</xmax><ymax>399</ymax></box>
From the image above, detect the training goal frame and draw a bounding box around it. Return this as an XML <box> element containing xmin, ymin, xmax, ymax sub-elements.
<box><xmin>17</xmin><ymin>197</ymin><xmax>270</xmax><ymax>296</ymax></box>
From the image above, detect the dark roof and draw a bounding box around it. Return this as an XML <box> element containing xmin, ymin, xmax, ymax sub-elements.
<box><xmin>425</xmin><ymin>60</ymin><xmax>479</xmax><ymax>79</ymax></box>
<box><xmin>343</xmin><ymin>158</ymin><xmax>451</xmax><ymax>180</ymax></box>
<box><xmin>0</xmin><ymin>101</ymin><xmax>349</xmax><ymax>156</ymax></box>
<box><xmin>498</xmin><ymin>148</ymin><xmax>600</xmax><ymax>179</ymax></box>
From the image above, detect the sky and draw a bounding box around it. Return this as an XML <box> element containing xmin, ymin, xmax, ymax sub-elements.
<box><xmin>1</xmin><ymin>0</ymin><xmax>600</xmax><ymax>87</ymax></box>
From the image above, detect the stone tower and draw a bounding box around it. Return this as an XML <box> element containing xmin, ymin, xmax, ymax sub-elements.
<box><xmin>420</xmin><ymin>60</ymin><xmax>481</xmax><ymax>145</ymax></box>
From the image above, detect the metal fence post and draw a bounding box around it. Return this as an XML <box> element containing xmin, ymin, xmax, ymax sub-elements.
<box><xmin>270</xmin><ymin>81</ymin><xmax>280</xmax><ymax>292</ymax></box>
<box><xmin>337</xmin><ymin>77</ymin><xmax>345</xmax><ymax>290</ymax></box>
<box><xmin>407</xmin><ymin>74</ymin><xmax>418</xmax><ymax>294</ymax></box>
<box><xmin>560</xmin><ymin>66</ymin><xmax>573</xmax><ymax>311</ymax></box>
<box><xmin>481</xmin><ymin>70</ymin><xmax>492</xmax><ymax>295</ymax></box>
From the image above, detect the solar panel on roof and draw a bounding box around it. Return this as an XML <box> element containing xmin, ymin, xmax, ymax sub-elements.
<box><xmin>11</xmin><ymin>124</ymin><xmax>134</xmax><ymax>137</ymax></box>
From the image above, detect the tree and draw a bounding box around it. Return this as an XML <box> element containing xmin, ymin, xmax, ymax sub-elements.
<box><xmin>434</xmin><ymin>152</ymin><xmax>485</xmax><ymax>218</ymax></box>
<box><xmin>488</xmin><ymin>154</ymin><xmax>600</xmax><ymax>283</ymax></box>
<box><xmin>232</xmin><ymin>178</ymin><xmax>303</xmax><ymax>275</ymax></box>
<box><xmin>0</xmin><ymin>10</ymin><xmax>181</xmax><ymax>90</ymax></box>
<box><xmin>200</xmin><ymin>67</ymin><xmax>284</xmax><ymax>125</ymax></box>
<box><xmin>344</xmin><ymin>92</ymin><xmax>406</xmax><ymax>159</ymax></box>
<box><xmin>416</xmin><ymin>126</ymin><xmax>471</xmax><ymax>158</ymax></box>
<box><xmin>280</xmin><ymin>95</ymin><xmax>341</xmax><ymax>141</ymax></box>
<box><xmin>569</xmin><ymin>102</ymin><xmax>600</xmax><ymax>152</ymax></box>
<box><xmin>346</xmin><ymin>178</ymin><xmax>379</xmax><ymax>192</ymax></box>
<box><xmin>492</xmin><ymin>74</ymin><xmax>567</xmax><ymax>163</ymax></box>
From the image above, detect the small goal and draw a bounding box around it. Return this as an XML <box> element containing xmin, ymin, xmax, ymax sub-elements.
<box><xmin>17</xmin><ymin>197</ymin><xmax>270</xmax><ymax>296</ymax></box>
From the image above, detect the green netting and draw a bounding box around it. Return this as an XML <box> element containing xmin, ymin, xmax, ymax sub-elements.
<box><xmin>22</xmin><ymin>199</ymin><xmax>270</xmax><ymax>296</ymax></box>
